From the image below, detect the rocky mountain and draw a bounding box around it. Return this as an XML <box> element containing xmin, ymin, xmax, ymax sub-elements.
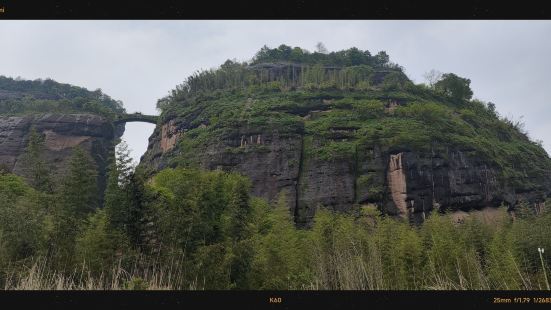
<box><xmin>0</xmin><ymin>76</ymin><xmax>126</xmax><ymax>198</ymax></box>
<box><xmin>140</xmin><ymin>46</ymin><xmax>551</xmax><ymax>226</ymax></box>
<box><xmin>2</xmin><ymin>46</ymin><xmax>550</xmax><ymax>227</ymax></box>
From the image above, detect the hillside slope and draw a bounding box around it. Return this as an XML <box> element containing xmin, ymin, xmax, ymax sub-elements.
<box><xmin>141</xmin><ymin>45</ymin><xmax>551</xmax><ymax>225</ymax></box>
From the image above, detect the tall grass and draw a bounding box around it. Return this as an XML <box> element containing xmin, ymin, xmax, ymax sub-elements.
<box><xmin>2</xmin><ymin>203</ymin><xmax>551</xmax><ymax>290</ymax></box>
<box><xmin>300</xmin><ymin>206</ymin><xmax>551</xmax><ymax>291</ymax></box>
<box><xmin>2</xmin><ymin>254</ymin><xmax>198</xmax><ymax>290</ymax></box>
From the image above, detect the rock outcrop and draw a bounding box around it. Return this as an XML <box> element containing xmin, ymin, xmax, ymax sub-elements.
<box><xmin>138</xmin><ymin>57</ymin><xmax>551</xmax><ymax>226</ymax></box>
<box><xmin>0</xmin><ymin>113</ymin><xmax>122</xmax><ymax>198</ymax></box>
<box><xmin>387</xmin><ymin>153</ymin><xmax>408</xmax><ymax>217</ymax></box>
<box><xmin>142</xmin><ymin>111</ymin><xmax>551</xmax><ymax>227</ymax></box>
<box><xmin>160</xmin><ymin>120</ymin><xmax>181</xmax><ymax>152</ymax></box>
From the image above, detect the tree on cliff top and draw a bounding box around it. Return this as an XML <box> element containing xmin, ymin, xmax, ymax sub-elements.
<box><xmin>434</xmin><ymin>73</ymin><xmax>474</xmax><ymax>103</ymax></box>
<box><xmin>251</xmin><ymin>44</ymin><xmax>389</xmax><ymax>68</ymax></box>
<box><xmin>316</xmin><ymin>42</ymin><xmax>329</xmax><ymax>54</ymax></box>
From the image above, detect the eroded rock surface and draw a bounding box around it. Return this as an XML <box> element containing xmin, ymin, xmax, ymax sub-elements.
<box><xmin>160</xmin><ymin>120</ymin><xmax>181</xmax><ymax>153</ymax></box>
<box><xmin>0</xmin><ymin>113</ymin><xmax>120</xmax><ymax>198</ymax></box>
<box><xmin>144</xmin><ymin>107</ymin><xmax>551</xmax><ymax>227</ymax></box>
<box><xmin>138</xmin><ymin>63</ymin><xmax>551</xmax><ymax>226</ymax></box>
<box><xmin>387</xmin><ymin>153</ymin><xmax>408</xmax><ymax>217</ymax></box>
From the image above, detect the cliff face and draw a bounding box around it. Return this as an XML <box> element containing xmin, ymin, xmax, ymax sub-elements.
<box><xmin>381</xmin><ymin>149</ymin><xmax>550</xmax><ymax>224</ymax></box>
<box><xmin>0</xmin><ymin>113</ymin><xmax>121</xmax><ymax>198</ymax></box>
<box><xmin>138</xmin><ymin>55</ymin><xmax>551</xmax><ymax>226</ymax></box>
<box><xmin>139</xmin><ymin>63</ymin><xmax>551</xmax><ymax>226</ymax></box>
<box><xmin>142</xmin><ymin>115</ymin><xmax>551</xmax><ymax>227</ymax></box>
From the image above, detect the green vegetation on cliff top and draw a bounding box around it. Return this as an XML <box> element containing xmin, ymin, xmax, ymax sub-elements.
<box><xmin>0</xmin><ymin>75</ymin><xmax>125</xmax><ymax>118</ymax></box>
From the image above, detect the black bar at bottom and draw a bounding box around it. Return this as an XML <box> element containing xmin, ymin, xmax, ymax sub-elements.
<box><xmin>1</xmin><ymin>290</ymin><xmax>551</xmax><ymax>309</ymax></box>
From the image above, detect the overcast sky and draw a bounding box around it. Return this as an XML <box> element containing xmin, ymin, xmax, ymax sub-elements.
<box><xmin>1</xmin><ymin>21</ymin><xmax>550</xmax><ymax>163</ymax></box>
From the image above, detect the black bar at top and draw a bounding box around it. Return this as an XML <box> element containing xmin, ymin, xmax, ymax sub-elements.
<box><xmin>0</xmin><ymin>0</ymin><xmax>549</xmax><ymax>19</ymax></box>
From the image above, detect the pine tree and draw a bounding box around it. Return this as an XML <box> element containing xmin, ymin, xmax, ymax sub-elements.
<box><xmin>104</xmin><ymin>141</ymin><xmax>134</xmax><ymax>228</ymax></box>
<box><xmin>47</xmin><ymin>147</ymin><xmax>98</xmax><ymax>268</ymax></box>
<box><xmin>125</xmin><ymin>171</ymin><xmax>148</xmax><ymax>247</ymax></box>
<box><xmin>61</xmin><ymin>147</ymin><xmax>99</xmax><ymax>217</ymax></box>
<box><xmin>115</xmin><ymin>141</ymin><xmax>135</xmax><ymax>186</ymax></box>
<box><xmin>104</xmin><ymin>158</ymin><xmax>127</xmax><ymax>228</ymax></box>
<box><xmin>24</xmin><ymin>127</ymin><xmax>53</xmax><ymax>193</ymax></box>
<box><xmin>104</xmin><ymin>141</ymin><xmax>144</xmax><ymax>243</ymax></box>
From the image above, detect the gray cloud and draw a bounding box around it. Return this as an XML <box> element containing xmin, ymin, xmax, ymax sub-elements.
<box><xmin>1</xmin><ymin>21</ymin><xmax>550</xmax><ymax>161</ymax></box>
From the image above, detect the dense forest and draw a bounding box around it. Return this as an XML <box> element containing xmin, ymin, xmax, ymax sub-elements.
<box><xmin>0</xmin><ymin>75</ymin><xmax>125</xmax><ymax>118</ymax></box>
<box><xmin>1</xmin><ymin>45</ymin><xmax>550</xmax><ymax>290</ymax></box>
<box><xmin>1</xmin><ymin>140</ymin><xmax>550</xmax><ymax>289</ymax></box>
